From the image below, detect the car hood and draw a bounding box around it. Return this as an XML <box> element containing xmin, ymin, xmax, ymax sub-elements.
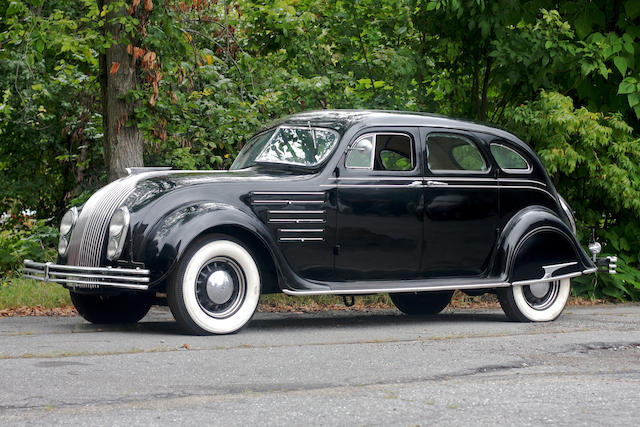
<box><xmin>114</xmin><ymin>168</ymin><xmax>313</xmax><ymax>213</ymax></box>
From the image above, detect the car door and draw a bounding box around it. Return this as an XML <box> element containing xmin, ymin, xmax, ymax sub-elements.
<box><xmin>334</xmin><ymin>128</ymin><xmax>424</xmax><ymax>281</ymax></box>
<box><xmin>420</xmin><ymin>129</ymin><xmax>499</xmax><ymax>278</ymax></box>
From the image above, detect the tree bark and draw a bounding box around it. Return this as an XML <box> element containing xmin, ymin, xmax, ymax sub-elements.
<box><xmin>99</xmin><ymin>0</ymin><xmax>143</xmax><ymax>183</ymax></box>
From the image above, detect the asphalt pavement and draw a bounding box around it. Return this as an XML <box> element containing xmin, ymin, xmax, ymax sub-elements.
<box><xmin>1</xmin><ymin>304</ymin><xmax>639</xmax><ymax>426</ymax></box>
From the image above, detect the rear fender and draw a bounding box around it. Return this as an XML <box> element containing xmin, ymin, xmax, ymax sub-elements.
<box><xmin>491</xmin><ymin>206</ymin><xmax>594</xmax><ymax>283</ymax></box>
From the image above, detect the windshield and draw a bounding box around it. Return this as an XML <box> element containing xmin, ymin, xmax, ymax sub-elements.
<box><xmin>231</xmin><ymin>126</ymin><xmax>339</xmax><ymax>169</ymax></box>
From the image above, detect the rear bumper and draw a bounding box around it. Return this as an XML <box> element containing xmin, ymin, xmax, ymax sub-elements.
<box><xmin>596</xmin><ymin>256</ymin><xmax>617</xmax><ymax>275</ymax></box>
<box><xmin>23</xmin><ymin>260</ymin><xmax>150</xmax><ymax>291</ymax></box>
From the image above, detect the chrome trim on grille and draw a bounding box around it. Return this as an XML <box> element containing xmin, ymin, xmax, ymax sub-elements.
<box><xmin>23</xmin><ymin>260</ymin><xmax>150</xmax><ymax>291</ymax></box>
<box><xmin>67</xmin><ymin>177</ymin><xmax>138</xmax><ymax>266</ymax></box>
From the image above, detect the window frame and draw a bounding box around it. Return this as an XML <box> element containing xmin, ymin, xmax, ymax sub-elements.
<box><xmin>425</xmin><ymin>132</ymin><xmax>491</xmax><ymax>175</ymax></box>
<box><xmin>489</xmin><ymin>142</ymin><xmax>532</xmax><ymax>174</ymax></box>
<box><xmin>344</xmin><ymin>132</ymin><xmax>416</xmax><ymax>173</ymax></box>
<box><xmin>253</xmin><ymin>125</ymin><xmax>341</xmax><ymax>168</ymax></box>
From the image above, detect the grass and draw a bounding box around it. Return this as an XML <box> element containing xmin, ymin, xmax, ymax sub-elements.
<box><xmin>0</xmin><ymin>275</ymin><xmax>71</xmax><ymax>309</ymax></box>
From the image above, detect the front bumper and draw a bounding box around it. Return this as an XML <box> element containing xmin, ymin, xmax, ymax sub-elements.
<box><xmin>23</xmin><ymin>260</ymin><xmax>150</xmax><ymax>291</ymax></box>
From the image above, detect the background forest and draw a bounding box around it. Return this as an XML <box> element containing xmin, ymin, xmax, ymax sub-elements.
<box><xmin>2</xmin><ymin>0</ymin><xmax>640</xmax><ymax>301</ymax></box>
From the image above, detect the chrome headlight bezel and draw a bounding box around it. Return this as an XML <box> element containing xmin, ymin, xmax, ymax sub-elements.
<box><xmin>558</xmin><ymin>195</ymin><xmax>577</xmax><ymax>235</ymax></box>
<box><xmin>106</xmin><ymin>207</ymin><xmax>130</xmax><ymax>261</ymax></box>
<box><xmin>58</xmin><ymin>207</ymin><xmax>78</xmax><ymax>256</ymax></box>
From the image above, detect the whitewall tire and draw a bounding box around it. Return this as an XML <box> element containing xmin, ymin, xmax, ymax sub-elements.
<box><xmin>168</xmin><ymin>235</ymin><xmax>261</xmax><ymax>335</ymax></box>
<box><xmin>498</xmin><ymin>278</ymin><xmax>571</xmax><ymax>322</ymax></box>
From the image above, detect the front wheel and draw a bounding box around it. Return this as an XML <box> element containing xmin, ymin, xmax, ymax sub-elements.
<box><xmin>168</xmin><ymin>235</ymin><xmax>261</xmax><ymax>335</ymax></box>
<box><xmin>497</xmin><ymin>278</ymin><xmax>571</xmax><ymax>322</ymax></box>
<box><xmin>390</xmin><ymin>290</ymin><xmax>454</xmax><ymax>315</ymax></box>
<box><xmin>70</xmin><ymin>292</ymin><xmax>152</xmax><ymax>324</ymax></box>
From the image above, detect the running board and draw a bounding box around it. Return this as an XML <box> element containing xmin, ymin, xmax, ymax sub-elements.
<box><xmin>282</xmin><ymin>281</ymin><xmax>510</xmax><ymax>296</ymax></box>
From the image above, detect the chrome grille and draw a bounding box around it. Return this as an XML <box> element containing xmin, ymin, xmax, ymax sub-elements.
<box><xmin>67</xmin><ymin>177</ymin><xmax>137</xmax><ymax>267</ymax></box>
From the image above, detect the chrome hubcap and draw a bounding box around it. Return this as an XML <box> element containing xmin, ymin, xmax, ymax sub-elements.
<box><xmin>523</xmin><ymin>280</ymin><xmax>560</xmax><ymax>311</ymax></box>
<box><xmin>195</xmin><ymin>257</ymin><xmax>246</xmax><ymax>318</ymax></box>
<box><xmin>528</xmin><ymin>282</ymin><xmax>550</xmax><ymax>299</ymax></box>
<box><xmin>206</xmin><ymin>270</ymin><xmax>235</xmax><ymax>304</ymax></box>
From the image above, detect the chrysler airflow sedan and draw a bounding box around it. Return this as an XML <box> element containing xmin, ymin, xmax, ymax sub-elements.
<box><xmin>24</xmin><ymin>110</ymin><xmax>616</xmax><ymax>335</ymax></box>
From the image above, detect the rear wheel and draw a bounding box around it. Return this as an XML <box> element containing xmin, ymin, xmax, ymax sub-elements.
<box><xmin>390</xmin><ymin>290</ymin><xmax>454</xmax><ymax>315</ymax></box>
<box><xmin>70</xmin><ymin>292</ymin><xmax>152</xmax><ymax>324</ymax></box>
<box><xmin>168</xmin><ymin>235</ymin><xmax>261</xmax><ymax>335</ymax></box>
<box><xmin>497</xmin><ymin>278</ymin><xmax>570</xmax><ymax>322</ymax></box>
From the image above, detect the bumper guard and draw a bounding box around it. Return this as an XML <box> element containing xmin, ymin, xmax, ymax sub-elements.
<box><xmin>23</xmin><ymin>260</ymin><xmax>150</xmax><ymax>291</ymax></box>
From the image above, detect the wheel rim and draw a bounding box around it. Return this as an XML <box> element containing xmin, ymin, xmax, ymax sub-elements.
<box><xmin>522</xmin><ymin>280</ymin><xmax>560</xmax><ymax>310</ymax></box>
<box><xmin>195</xmin><ymin>256</ymin><xmax>246</xmax><ymax>319</ymax></box>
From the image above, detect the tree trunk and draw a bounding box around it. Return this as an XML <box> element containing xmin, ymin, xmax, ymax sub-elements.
<box><xmin>99</xmin><ymin>0</ymin><xmax>143</xmax><ymax>183</ymax></box>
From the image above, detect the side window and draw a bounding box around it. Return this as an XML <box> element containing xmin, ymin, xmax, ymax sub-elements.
<box><xmin>426</xmin><ymin>133</ymin><xmax>487</xmax><ymax>173</ymax></box>
<box><xmin>346</xmin><ymin>133</ymin><xmax>414</xmax><ymax>171</ymax></box>
<box><xmin>490</xmin><ymin>143</ymin><xmax>530</xmax><ymax>172</ymax></box>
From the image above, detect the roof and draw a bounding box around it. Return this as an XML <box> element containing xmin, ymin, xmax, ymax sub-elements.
<box><xmin>274</xmin><ymin>109</ymin><xmax>520</xmax><ymax>142</ymax></box>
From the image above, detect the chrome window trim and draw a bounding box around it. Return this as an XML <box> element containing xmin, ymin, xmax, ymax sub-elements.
<box><xmin>254</xmin><ymin>125</ymin><xmax>340</xmax><ymax>168</ymax></box>
<box><xmin>426</xmin><ymin>132</ymin><xmax>491</xmax><ymax>175</ymax></box>
<box><xmin>490</xmin><ymin>142</ymin><xmax>532</xmax><ymax>174</ymax></box>
<box><xmin>345</xmin><ymin>132</ymin><xmax>416</xmax><ymax>171</ymax></box>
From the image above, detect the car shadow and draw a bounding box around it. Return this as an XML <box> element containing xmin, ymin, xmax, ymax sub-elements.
<box><xmin>247</xmin><ymin>311</ymin><xmax>508</xmax><ymax>331</ymax></box>
<box><xmin>66</xmin><ymin>310</ymin><xmax>508</xmax><ymax>335</ymax></box>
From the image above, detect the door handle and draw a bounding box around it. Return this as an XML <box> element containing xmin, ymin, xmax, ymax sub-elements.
<box><xmin>426</xmin><ymin>180</ymin><xmax>448</xmax><ymax>187</ymax></box>
<box><xmin>408</xmin><ymin>180</ymin><xmax>423</xmax><ymax>187</ymax></box>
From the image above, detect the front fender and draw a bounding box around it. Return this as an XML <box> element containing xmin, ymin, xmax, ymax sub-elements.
<box><xmin>137</xmin><ymin>202</ymin><xmax>277</xmax><ymax>285</ymax></box>
<box><xmin>491</xmin><ymin>206</ymin><xmax>595</xmax><ymax>283</ymax></box>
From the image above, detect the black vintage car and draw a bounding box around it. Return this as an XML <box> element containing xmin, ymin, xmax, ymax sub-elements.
<box><xmin>24</xmin><ymin>110</ymin><xmax>616</xmax><ymax>334</ymax></box>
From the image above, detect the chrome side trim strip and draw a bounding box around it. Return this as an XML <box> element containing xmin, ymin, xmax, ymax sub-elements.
<box><xmin>252</xmin><ymin>200</ymin><xmax>324</xmax><ymax>205</ymax></box>
<box><xmin>279</xmin><ymin>237</ymin><xmax>324</xmax><ymax>242</ymax></box>
<box><xmin>282</xmin><ymin>281</ymin><xmax>510</xmax><ymax>296</ymax></box>
<box><xmin>269</xmin><ymin>218</ymin><xmax>325</xmax><ymax>224</ymax></box>
<box><xmin>279</xmin><ymin>228</ymin><xmax>324</xmax><ymax>233</ymax></box>
<box><xmin>512</xmin><ymin>271</ymin><xmax>582</xmax><ymax>286</ymax></box>
<box><xmin>268</xmin><ymin>210</ymin><xmax>325</xmax><ymax>214</ymax></box>
<box><xmin>583</xmin><ymin>267</ymin><xmax>598</xmax><ymax>274</ymax></box>
<box><xmin>541</xmin><ymin>261</ymin><xmax>578</xmax><ymax>279</ymax></box>
<box><xmin>252</xmin><ymin>191</ymin><xmax>325</xmax><ymax>196</ymax></box>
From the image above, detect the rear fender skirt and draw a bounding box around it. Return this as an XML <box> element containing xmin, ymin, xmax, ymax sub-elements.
<box><xmin>491</xmin><ymin>206</ymin><xmax>595</xmax><ymax>283</ymax></box>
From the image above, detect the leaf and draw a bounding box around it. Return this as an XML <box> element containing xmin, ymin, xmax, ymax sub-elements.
<box><xmin>144</xmin><ymin>0</ymin><xmax>153</xmax><ymax>12</ymax></box>
<box><xmin>613</xmin><ymin>56</ymin><xmax>628</xmax><ymax>76</ymax></box>
<box><xmin>618</xmin><ymin>77</ymin><xmax>636</xmax><ymax>94</ymax></box>
<box><xmin>109</xmin><ymin>62</ymin><xmax>120</xmax><ymax>74</ymax></box>
<box><xmin>628</xmin><ymin>93</ymin><xmax>640</xmax><ymax>108</ymax></box>
<box><xmin>624</xmin><ymin>0</ymin><xmax>640</xmax><ymax>19</ymax></box>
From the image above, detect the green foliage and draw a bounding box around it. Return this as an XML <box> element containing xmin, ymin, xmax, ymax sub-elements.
<box><xmin>505</xmin><ymin>91</ymin><xmax>640</xmax><ymax>299</ymax></box>
<box><xmin>1</xmin><ymin>0</ymin><xmax>640</xmax><ymax>301</ymax></box>
<box><xmin>0</xmin><ymin>214</ymin><xmax>58</xmax><ymax>273</ymax></box>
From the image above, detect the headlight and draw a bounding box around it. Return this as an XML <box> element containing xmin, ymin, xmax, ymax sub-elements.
<box><xmin>106</xmin><ymin>207</ymin><xmax>130</xmax><ymax>261</ymax></box>
<box><xmin>59</xmin><ymin>207</ymin><xmax>78</xmax><ymax>237</ymax></box>
<box><xmin>58</xmin><ymin>207</ymin><xmax>78</xmax><ymax>256</ymax></box>
<box><xmin>558</xmin><ymin>195</ymin><xmax>576</xmax><ymax>235</ymax></box>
